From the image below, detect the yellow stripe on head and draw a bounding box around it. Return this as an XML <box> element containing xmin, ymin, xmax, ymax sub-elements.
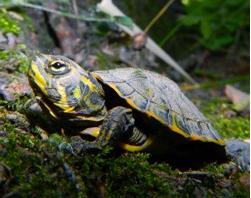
<box><xmin>37</xmin><ymin>97</ymin><xmax>58</xmax><ymax>119</ymax></box>
<box><xmin>31</xmin><ymin>61</ymin><xmax>48</xmax><ymax>95</ymax></box>
<box><xmin>54</xmin><ymin>83</ymin><xmax>75</xmax><ymax>113</ymax></box>
<box><xmin>73</xmin><ymin>87</ymin><xmax>81</xmax><ymax>99</ymax></box>
<box><xmin>80</xmin><ymin>76</ymin><xmax>96</xmax><ymax>91</ymax></box>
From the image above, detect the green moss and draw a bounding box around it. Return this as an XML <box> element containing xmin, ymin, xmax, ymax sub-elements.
<box><xmin>0</xmin><ymin>119</ymin><xmax>84</xmax><ymax>197</ymax></box>
<box><xmin>0</xmin><ymin>95</ymin><xmax>30</xmax><ymax>112</ymax></box>
<box><xmin>0</xmin><ymin>103</ymin><xmax>249</xmax><ymax>197</ymax></box>
<box><xmin>0</xmin><ymin>9</ymin><xmax>21</xmax><ymax>35</ymax></box>
<box><xmin>203</xmin><ymin>163</ymin><xmax>225</xmax><ymax>175</ymax></box>
<box><xmin>0</xmin><ymin>90</ymin><xmax>249</xmax><ymax>197</ymax></box>
<box><xmin>0</xmin><ymin>44</ymin><xmax>30</xmax><ymax>73</ymax></box>
<box><xmin>213</xmin><ymin>117</ymin><xmax>249</xmax><ymax>139</ymax></box>
<box><xmin>202</xmin><ymin>98</ymin><xmax>250</xmax><ymax>139</ymax></box>
<box><xmin>101</xmin><ymin>154</ymin><xmax>173</xmax><ymax>197</ymax></box>
<box><xmin>0</xmin><ymin>50</ymin><xmax>9</xmax><ymax>60</ymax></box>
<box><xmin>0</xmin><ymin>109</ymin><xmax>176</xmax><ymax>197</ymax></box>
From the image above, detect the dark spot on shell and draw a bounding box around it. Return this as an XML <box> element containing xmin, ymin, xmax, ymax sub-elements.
<box><xmin>152</xmin><ymin>107</ymin><xmax>172</xmax><ymax>125</ymax></box>
<box><xmin>175</xmin><ymin>116</ymin><xmax>190</xmax><ymax>134</ymax></box>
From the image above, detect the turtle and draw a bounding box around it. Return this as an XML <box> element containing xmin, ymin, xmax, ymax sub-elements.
<box><xmin>27</xmin><ymin>54</ymin><xmax>249</xmax><ymax>170</ymax></box>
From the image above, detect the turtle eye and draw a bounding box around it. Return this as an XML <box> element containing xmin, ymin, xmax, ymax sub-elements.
<box><xmin>49</xmin><ymin>61</ymin><xmax>69</xmax><ymax>75</ymax></box>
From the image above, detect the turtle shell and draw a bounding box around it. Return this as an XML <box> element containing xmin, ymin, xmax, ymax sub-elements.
<box><xmin>93</xmin><ymin>68</ymin><xmax>224</xmax><ymax>145</ymax></box>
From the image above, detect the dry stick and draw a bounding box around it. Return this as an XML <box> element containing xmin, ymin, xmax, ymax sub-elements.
<box><xmin>144</xmin><ymin>0</ymin><xmax>175</xmax><ymax>34</ymax></box>
<box><xmin>98</xmin><ymin>0</ymin><xmax>197</xmax><ymax>84</ymax></box>
<box><xmin>142</xmin><ymin>0</ymin><xmax>197</xmax><ymax>84</ymax></box>
<box><xmin>71</xmin><ymin>0</ymin><xmax>80</xmax><ymax>26</ymax></box>
<box><xmin>72</xmin><ymin>0</ymin><xmax>79</xmax><ymax>16</ymax></box>
<box><xmin>71</xmin><ymin>0</ymin><xmax>83</xmax><ymax>36</ymax></box>
<box><xmin>2</xmin><ymin>0</ymin><xmax>196</xmax><ymax>84</ymax></box>
<box><xmin>0</xmin><ymin>2</ymin><xmax>113</xmax><ymax>23</ymax></box>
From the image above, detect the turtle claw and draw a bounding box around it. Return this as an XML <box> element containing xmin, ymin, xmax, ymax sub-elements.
<box><xmin>58</xmin><ymin>142</ymin><xmax>77</xmax><ymax>156</ymax></box>
<box><xmin>71</xmin><ymin>136</ymin><xmax>101</xmax><ymax>155</ymax></box>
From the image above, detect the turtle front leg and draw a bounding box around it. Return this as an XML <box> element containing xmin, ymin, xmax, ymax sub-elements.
<box><xmin>71</xmin><ymin>106</ymin><xmax>135</xmax><ymax>153</ymax></box>
<box><xmin>97</xmin><ymin>106</ymin><xmax>135</xmax><ymax>146</ymax></box>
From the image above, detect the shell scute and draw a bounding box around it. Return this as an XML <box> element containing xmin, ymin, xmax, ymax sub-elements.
<box><xmin>93</xmin><ymin>68</ymin><xmax>223</xmax><ymax>144</ymax></box>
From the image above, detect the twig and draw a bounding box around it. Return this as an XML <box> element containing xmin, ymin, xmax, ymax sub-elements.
<box><xmin>98</xmin><ymin>0</ymin><xmax>197</xmax><ymax>84</ymax></box>
<box><xmin>71</xmin><ymin>0</ymin><xmax>80</xmax><ymax>25</ymax></box>
<box><xmin>180</xmin><ymin>75</ymin><xmax>249</xmax><ymax>91</ymax></box>
<box><xmin>0</xmin><ymin>1</ymin><xmax>114</xmax><ymax>23</ymax></box>
<box><xmin>160</xmin><ymin>23</ymin><xmax>181</xmax><ymax>47</ymax></box>
<box><xmin>144</xmin><ymin>0</ymin><xmax>175</xmax><ymax>34</ymax></box>
<box><xmin>71</xmin><ymin>0</ymin><xmax>79</xmax><ymax>17</ymax></box>
<box><xmin>71</xmin><ymin>0</ymin><xmax>81</xmax><ymax>33</ymax></box>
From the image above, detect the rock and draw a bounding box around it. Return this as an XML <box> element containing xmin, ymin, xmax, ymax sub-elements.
<box><xmin>0</xmin><ymin>163</ymin><xmax>11</xmax><ymax>194</ymax></box>
<box><xmin>225</xmin><ymin>140</ymin><xmax>250</xmax><ymax>171</ymax></box>
<box><xmin>0</xmin><ymin>131</ymin><xmax>7</xmax><ymax>137</ymax></box>
<box><xmin>239</xmin><ymin>174</ymin><xmax>250</xmax><ymax>189</ymax></box>
<box><xmin>224</xmin><ymin>85</ymin><xmax>250</xmax><ymax>112</ymax></box>
<box><xmin>0</xmin><ymin>73</ymin><xmax>31</xmax><ymax>101</ymax></box>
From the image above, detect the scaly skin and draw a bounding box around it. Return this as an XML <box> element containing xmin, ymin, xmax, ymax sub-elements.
<box><xmin>28</xmin><ymin>54</ymin><xmax>151</xmax><ymax>153</ymax></box>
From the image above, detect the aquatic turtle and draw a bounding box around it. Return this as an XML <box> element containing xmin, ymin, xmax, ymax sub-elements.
<box><xmin>27</xmin><ymin>54</ymin><xmax>249</xmax><ymax>170</ymax></box>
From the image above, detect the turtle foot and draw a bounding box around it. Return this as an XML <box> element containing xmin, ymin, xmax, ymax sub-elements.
<box><xmin>225</xmin><ymin>140</ymin><xmax>250</xmax><ymax>171</ymax></box>
<box><xmin>71</xmin><ymin>136</ymin><xmax>102</xmax><ymax>155</ymax></box>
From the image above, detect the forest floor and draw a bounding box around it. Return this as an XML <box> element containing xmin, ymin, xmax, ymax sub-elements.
<box><xmin>0</xmin><ymin>3</ymin><xmax>249</xmax><ymax>198</ymax></box>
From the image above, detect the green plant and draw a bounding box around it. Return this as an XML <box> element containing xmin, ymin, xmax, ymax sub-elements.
<box><xmin>179</xmin><ymin>0</ymin><xmax>249</xmax><ymax>51</ymax></box>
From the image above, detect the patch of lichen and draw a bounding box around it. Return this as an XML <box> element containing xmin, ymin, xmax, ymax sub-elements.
<box><xmin>201</xmin><ymin>97</ymin><xmax>250</xmax><ymax>139</ymax></box>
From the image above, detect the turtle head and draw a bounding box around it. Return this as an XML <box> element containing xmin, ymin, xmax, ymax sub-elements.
<box><xmin>28</xmin><ymin>54</ymin><xmax>106</xmax><ymax>122</ymax></box>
